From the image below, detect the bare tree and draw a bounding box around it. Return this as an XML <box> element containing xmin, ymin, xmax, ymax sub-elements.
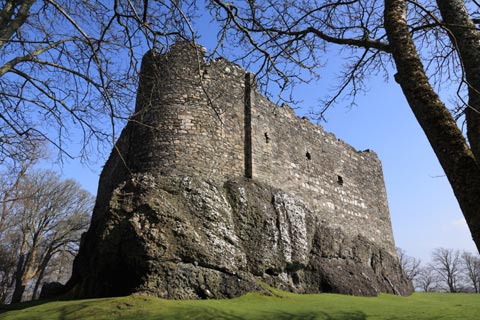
<box><xmin>0</xmin><ymin>170</ymin><xmax>93</xmax><ymax>304</ymax></box>
<box><xmin>0</xmin><ymin>144</ymin><xmax>45</xmax><ymax>304</ymax></box>
<box><xmin>0</xmin><ymin>143</ymin><xmax>45</xmax><ymax>233</ymax></box>
<box><xmin>0</xmin><ymin>236</ymin><xmax>16</xmax><ymax>304</ymax></box>
<box><xmin>0</xmin><ymin>0</ymin><xmax>200</xmax><ymax>164</ymax></box>
<box><xmin>461</xmin><ymin>251</ymin><xmax>480</xmax><ymax>293</ymax></box>
<box><xmin>397</xmin><ymin>248</ymin><xmax>480</xmax><ymax>293</ymax></box>
<box><xmin>415</xmin><ymin>264</ymin><xmax>439</xmax><ymax>292</ymax></box>
<box><xmin>431</xmin><ymin>247</ymin><xmax>463</xmax><ymax>293</ymax></box>
<box><xmin>397</xmin><ymin>247</ymin><xmax>422</xmax><ymax>281</ymax></box>
<box><xmin>206</xmin><ymin>0</ymin><xmax>480</xmax><ymax>253</ymax></box>
<box><xmin>4</xmin><ymin>1</ymin><xmax>480</xmax><ymax>270</ymax></box>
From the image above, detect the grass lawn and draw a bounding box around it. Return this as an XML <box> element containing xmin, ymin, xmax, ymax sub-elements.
<box><xmin>1</xmin><ymin>287</ymin><xmax>478</xmax><ymax>320</ymax></box>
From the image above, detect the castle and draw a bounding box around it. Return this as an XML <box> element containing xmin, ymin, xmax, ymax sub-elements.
<box><xmin>121</xmin><ymin>41</ymin><xmax>395</xmax><ymax>254</ymax></box>
<box><xmin>64</xmin><ymin>42</ymin><xmax>411</xmax><ymax>299</ymax></box>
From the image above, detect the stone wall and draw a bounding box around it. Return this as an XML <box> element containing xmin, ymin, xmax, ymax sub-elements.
<box><xmin>63</xmin><ymin>42</ymin><xmax>412</xmax><ymax>300</ymax></box>
<box><xmin>99</xmin><ymin>41</ymin><xmax>395</xmax><ymax>255</ymax></box>
<box><xmin>128</xmin><ymin>44</ymin><xmax>246</xmax><ymax>180</ymax></box>
<box><xmin>250</xmin><ymin>95</ymin><xmax>394</xmax><ymax>254</ymax></box>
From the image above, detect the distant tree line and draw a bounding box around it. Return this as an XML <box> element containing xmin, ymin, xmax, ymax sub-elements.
<box><xmin>0</xmin><ymin>151</ymin><xmax>93</xmax><ymax>304</ymax></box>
<box><xmin>398</xmin><ymin>247</ymin><xmax>480</xmax><ymax>293</ymax></box>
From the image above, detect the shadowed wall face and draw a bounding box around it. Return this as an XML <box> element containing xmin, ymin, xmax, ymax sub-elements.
<box><xmin>128</xmin><ymin>45</ymin><xmax>246</xmax><ymax>180</ymax></box>
<box><xmin>103</xmin><ymin>42</ymin><xmax>395</xmax><ymax>254</ymax></box>
<box><xmin>65</xmin><ymin>42</ymin><xmax>412</xmax><ymax>300</ymax></box>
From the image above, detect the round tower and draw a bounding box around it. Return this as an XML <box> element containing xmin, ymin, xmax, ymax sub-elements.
<box><xmin>127</xmin><ymin>42</ymin><xmax>246</xmax><ymax>180</ymax></box>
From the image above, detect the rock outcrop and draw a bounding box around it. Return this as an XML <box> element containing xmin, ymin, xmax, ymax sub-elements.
<box><xmin>62</xmin><ymin>42</ymin><xmax>413</xmax><ymax>299</ymax></box>
<box><xmin>67</xmin><ymin>174</ymin><xmax>412</xmax><ymax>299</ymax></box>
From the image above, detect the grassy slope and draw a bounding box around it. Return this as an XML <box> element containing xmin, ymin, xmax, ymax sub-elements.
<box><xmin>1</xmin><ymin>288</ymin><xmax>479</xmax><ymax>320</ymax></box>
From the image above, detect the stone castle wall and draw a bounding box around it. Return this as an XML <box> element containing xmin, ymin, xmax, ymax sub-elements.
<box><xmin>99</xmin><ymin>42</ymin><xmax>395</xmax><ymax>254</ymax></box>
<box><xmin>250</xmin><ymin>95</ymin><xmax>394</xmax><ymax>254</ymax></box>
<box><xmin>129</xmin><ymin>44</ymin><xmax>247</xmax><ymax>180</ymax></box>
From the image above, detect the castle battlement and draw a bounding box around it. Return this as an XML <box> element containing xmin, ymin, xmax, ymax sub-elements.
<box><xmin>98</xmin><ymin>41</ymin><xmax>395</xmax><ymax>255</ymax></box>
<box><xmin>66</xmin><ymin>42</ymin><xmax>413</xmax><ymax>299</ymax></box>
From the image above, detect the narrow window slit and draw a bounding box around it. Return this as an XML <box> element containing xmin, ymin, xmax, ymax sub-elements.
<box><xmin>264</xmin><ymin>132</ymin><xmax>270</xmax><ymax>143</ymax></box>
<box><xmin>337</xmin><ymin>175</ymin><xmax>344</xmax><ymax>186</ymax></box>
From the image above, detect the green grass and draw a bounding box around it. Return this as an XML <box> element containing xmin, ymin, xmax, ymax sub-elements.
<box><xmin>1</xmin><ymin>288</ymin><xmax>479</xmax><ymax>320</ymax></box>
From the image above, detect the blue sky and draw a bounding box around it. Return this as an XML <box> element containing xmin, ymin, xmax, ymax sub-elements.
<box><xmin>45</xmin><ymin>7</ymin><xmax>478</xmax><ymax>262</ymax></box>
<box><xmin>288</xmin><ymin>58</ymin><xmax>478</xmax><ymax>260</ymax></box>
<box><xmin>312</xmin><ymin>79</ymin><xmax>477</xmax><ymax>261</ymax></box>
<box><xmin>53</xmin><ymin>55</ymin><xmax>477</xmax><ymax>263</ymax></box>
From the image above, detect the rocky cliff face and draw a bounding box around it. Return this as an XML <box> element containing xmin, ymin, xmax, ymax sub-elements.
<box><xmin>60</xmin><ymin>43</ymin><xmax>413</xmax><ymax>299</ymax></box>
<box><xmin>66</xmin><ymin>173</ymin><xmax>412</xmax><ymax>299</ymax></box>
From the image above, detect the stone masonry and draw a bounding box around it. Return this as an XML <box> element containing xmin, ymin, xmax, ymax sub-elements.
<box><xmin>122</xmin><ymin>42</ymin><xmax>395</xmax><ymax>255</ymax></box>
<box><xmin>62</xmin><ymin>42</ymin><xmax>412</xmax><ymax>299</ymax></box>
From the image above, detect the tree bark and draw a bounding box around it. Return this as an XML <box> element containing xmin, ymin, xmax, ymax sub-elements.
<box><xmin>31</xmin><ymin>248</ymin><xmax>54</xmax><ymax>300</ymax></box>
<box><xmin>10</xmin><ymin>281</ymin><xmax>25</xmax><ymax>304</ymax></box>
<box><xmin>0</xmin><ymin>0</ymin><xmax>36</xmax><ymax>49</ymax></box>
<box><xmin>10</xmin><ymin>231</ymin><xmax>38</xmax><ymax>303</ymax></box>
<box><xmin>384</xmin><ymin>0</ymin><xmax>480</xmax><ymax>253</ymax></box>
<box><xmin>436</xmin><ymin>0</ymin><xmax>480</xmax><ymax>165</ymax></box>
<box><xmin>10</xmin><ymin>239</ymin><xmax>28</xmax><ymax>304</ymax></box>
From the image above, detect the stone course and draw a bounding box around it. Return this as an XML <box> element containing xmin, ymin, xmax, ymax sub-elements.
<box><xmin>62</xmin><ymin>42</ymin><xmax>413</xmax><ymax>299</ymax></box>
<box><xmin>113</xmin><ymin>42</ymin><xmax>395</xmax><ymax>254</ymax></box>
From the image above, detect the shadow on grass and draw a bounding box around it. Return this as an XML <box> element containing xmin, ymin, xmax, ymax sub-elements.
<box><xmin>265</xmin><ymin>311</ymin><xmax>366</xmax><ymax>320</ymax></box>
<box><xmin>159</xmin><ymin>307</ymin><xmax>367</xmax><ymax>320</ymax></box>
<box><xmin>0</xmin><ymin>299</ymin><xmax>54</xmax><ymax>314</ymax></box>
<box><xmin>57</xmin><ymin>303</ymin><xmax>94</xmax><ymax>320</ymax></box>
<box><xmin>0</xmin><ymin>301</ymin><xmax>95</xmax><ymax>320</ymax></box>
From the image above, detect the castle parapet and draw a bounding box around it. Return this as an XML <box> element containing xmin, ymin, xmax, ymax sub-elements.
<box><xmin>99</xmin><ymin>42</ymin><xmax>396</xmax><ymax>255</ymax></box>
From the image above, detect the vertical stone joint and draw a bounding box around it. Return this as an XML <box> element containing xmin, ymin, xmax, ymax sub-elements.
<box><xmin>244</xmin><ymin>72</ymin><xmax>253</xmax><ymax>178</ymax></box>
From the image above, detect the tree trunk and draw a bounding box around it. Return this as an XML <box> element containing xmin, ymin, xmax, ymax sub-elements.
<box><xmin>10</xmin><ymin>281</ymin><xmax>26</xmax><ymax>304</ymax></box>
<box><xmin>0</xmin><ymin>0</ymin><xmax>36</xmax><ymax>50</ymax></box>
<box><xmin>436</xmin><ymin>0</ymin><xmax>480</xmax><ymax>164</ymax></box>
<box><xmin>31</xmin><ymin>249</ymin><xmax>54</xmax><ymax>300</ymax></box>
<box><xmin>384</xmin><ymin>0</ymin><xmax>480</xmax><ymax>253</ymax></box>
<box><xmin>10</xmin><ymin>234</ymin><xmax>39</xmax><ymax>303</ymax></box>
<box><xmin>447</xmin><ymin>274</ymin><xmax>456</xmax><ymax>293</ymax></box>
<box><xmin>32</xmin><ymin>266</ymin><xmax>46</xmax><ymax>301</ymax></box>
<box><xmin>10</xmin><ymin>238</ymin><xmax>28</xmax><ymax>304</ymax></box>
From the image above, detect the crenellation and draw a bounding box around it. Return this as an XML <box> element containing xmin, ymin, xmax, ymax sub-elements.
<box><xmin>99</xmin><ymin>41</ymin><xmax>397</xmax><ymax>256</ymax></box>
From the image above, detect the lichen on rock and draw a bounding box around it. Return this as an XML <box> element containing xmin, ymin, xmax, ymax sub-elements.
<box><xmin>60</xmin><ymin>42</ymin><xmax>413</xmax><ymax>299</ymax></box>
<box><xmin>65</xmin><ymin>174</ymin><xmax>412</xmax><ymax>299</ymax></box>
